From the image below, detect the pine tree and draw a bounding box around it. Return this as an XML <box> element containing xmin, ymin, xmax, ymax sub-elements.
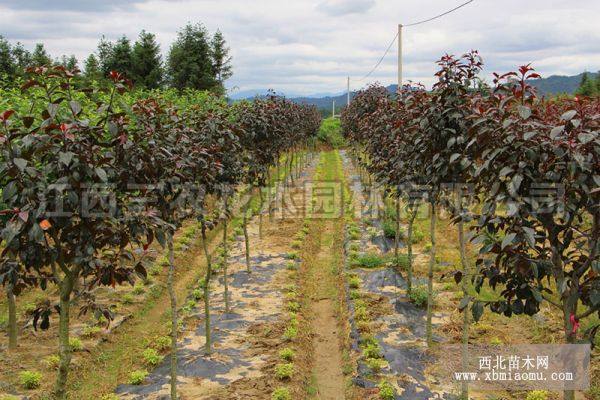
<box><xmin>0</xmin><ymin>36</ymin><xmax>15</xmax><ymax>77</ymax></box>
<box><xmin>167</xmin><ymin>23</ymin><xmax>216</xmax><ymax>91</ymax></box>
<box><xmin>576</xmin><ymin>72</ymin><xmax>596</xmax><ymax>96</ymax></box>
<box><xmin>210</xmin><ymin>30</ymin><xmax>232</xmax><ymax>95</ymax></box>
<box><xmin>11</xmin><ymin>42</ymin><xmax>31</xmax><ymax>70</ymax></box>
<box><xmin>31</xmin><ymin>43</ymin><xmax>52</xmax><ymax>66</ymax></box>
<box><xmin>84</xmin><ymin>54</ymin><xmax>102</xmax><ymax>81</ymax></box>
<box><xmin>110</xmin><ymin>36</ymin><xmax>134</xmax><ymax>78</ymax></box>
<box><xmin>132</xmin><ymin>30</ymin><xmax>163</xmax><ymax>89</ymax></box>
<box><xmin>59</xmin><ymin>55</ymin><xmax>78</xmax><ymax>70</ymax></box>
<box><xmin>97</xmin><ymin>36</ymin><xmax>114</xmax><ymax>78</ymax></box>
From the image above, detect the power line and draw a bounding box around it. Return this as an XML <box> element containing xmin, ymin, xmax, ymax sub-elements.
<box><xmin>351</xmin><ymin>0</ymin><xmax>475</xmax><ymax>83</ymax></box>
<box><xmin>356</xmin><ymin>32</ymin><xmax>399</xmax><ymax>81</ymax></box>
<box><xmin>404</xmin><ymin>0</ymin><xmax>474</xmax><ymax>27</ymax></box>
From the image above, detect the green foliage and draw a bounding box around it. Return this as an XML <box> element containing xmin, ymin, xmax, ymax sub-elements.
<box><xmin>168</xmin><ymin>23</ymin><xmax>217</xmax><ymax>91</ymax></box>
<box><xmin>348</xmin><ymin>275</ymin><xmax>361</xmax><ymax>289</ymax></box>
<box><xmin>377</xmin><ymin>380</ymin><xmax>395</xmax><ymax>400</ymax></box>
<box><xmin>279</xmin><ymin>348</ymin><xmax>295</xmax><ymax>362</ymax></box>
<box><xmin>388</xmin><ymin>254</ymin><xmax>410</xmax><ymax>270</ymax></box>
<box><xmin>283</xmin><ymin>326</ymin><xmax>298</xmax><ymax>341</ymax></box>
<box><xmin>123</xmin><ymin>293</ymin><xmax>135</xmax><ymax>304</ymax></box>
<box><xmin>132</xmin><ymin>30</ymin><xmax>163</xmax><ymax>89</ymax></box>
<box><xmin>19</xmin><ymin>370</ymin><xmax>42</xmax><ymax>389</ymax></box>
<box><xmin>271</xmin><ymin>387</ymin><xmax>292</xmax><ymax>400</ymax></box>
<box><xmin>525</xmin><ymin>391</ymin><xmax>549</xmax><ymax>400</ymax></box>
<box><xmin>363</xmin><ymin>341</ymin><xmax>382</xmax><ymax>359</ymax></box>
<box><xmin>153</xmin><ymin>336</ymin><xmax>171</xmax><ymax>351</ymax></box>
<box><xmin>128</xmin><ymin>370</ymin><xmax>149</xmax><ymax>385</ymax></box>
<box><xmin>43</xmin><ymin>354</ymin><xmax>60</xmax><ymax>370</ymax></box>
<box><xmin>82</xmin><ymin>325</ymin><xmax>102</xmax><ymax>337</ymax></box>
<box><xmin>366</xmin><ymin>357</ymin><xmax>387</xmax><ymax>373</ymax></box>
<box><xmin>142</xmin><ymin>348</ymin><xmax>164</xmax><ymax>366</ymax></box>
<box><xmin>100</xmin><ymin>394</ymin><xmax>120</xmax><ymax>400</ymax></box>
<box><xmin>69</xmin><ymin>337</ymin><xmax>83</xmax><ymax>352</ymax></box>
<box><xmin>275</xmin><ymin>363</ymin><xmax>294</xmax><ymax>380</ymax></box>
<box><xmin>285</xmin><ymin>261</ymin><xmax>297</xmax><ymax>271</ymax></box>
<box><xmin>287</xmin><ymin>301</ymin><xmax>300</xmax><ymax>312</ymax></box>
<box><xmin>353</xmin><ymin>252</ymin><xmax>385</xmax><ymax>269</ymax></box>
<box><xmin>132</xmin><ymin>283</ymin><xmax>145</xmax><ymax>295</ymax></box>
<box><xmin>408</xmin><ymin>286</ymin><xmax>429</xmax><ymax>307</ymax></box>
<box><xmin>192</xmin><ymin>289</ymin><xmax>203</xmax><ymax>300</ymax></box>
<box><xmin>317</xmin><ymin>117</ymin><xmax>346</xmax><ymax>147</ymax></box>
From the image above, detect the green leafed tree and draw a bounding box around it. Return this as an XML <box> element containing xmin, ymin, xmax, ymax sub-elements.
<box><xmin>83</xmin><ymin>54</ymin><xmax>102</xmax><ymax>81</ymax></box>
<box><xmin>0</xmin><ymin>36</ymin><xmax>16</xmax><ymax>77</ymax></box>
<box><xmin>132</xmin><ymin>30</ymin><xmax>163</xmax><ymax>89</ymax></box>
<box><xmin>167</xmin><ymin>23</ymin><xmax>217</xmax><ymax>91</ymax></box>
<box><xmin>210</xmin><ymin>30</ymin><xmax>232</xmax><ymax>95</ymax></box>
<box><xmin>31</xmin><ymin>43</ymin><xmax>52</xmax><ymax>67</ymax></box>
<box><xmin>11</xmin><ymin>42</ymin><xmax>32</xmax><ymax>71</ymax></box>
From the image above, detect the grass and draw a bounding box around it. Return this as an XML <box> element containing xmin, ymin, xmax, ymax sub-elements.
<box><xmin>271</xmin><ymin>387</ymin><xmax>292</xmax><ymax>400</ymax></box>
<box><xmin>275</xmin><ymin>363</ymin><xmax>294</xmax><ymax>380</ymax></box>
<box><xmin>128</xmin><ymin>370</ymin><xmax>148</xmax><ymax>385</ymax></box>
<box><xmin>352</xmin><ymin>252</ymin><xmax>386</xmax><ymax>269</ymax></box>
<box><xmin>19</xmin><ymin>370</ymin><xmax>42</xmax><ymax>389</ymax></box>
<box><xmin>317</xmin><ymin>117</ymin><xmax>346</xmax><ymax>148</ymax></box>
<box><xmin>408</xmin><ymin>285</ymin><xmax>430</xmax><ymax>307</ymax></box>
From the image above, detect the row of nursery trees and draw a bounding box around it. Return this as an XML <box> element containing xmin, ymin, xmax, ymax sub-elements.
<box><xmin>0</xmin><ymin>66</ymin><xmax>320</xmax><ymax>399</ymax></box>
<box><xmin>341</xmin><ymin>51</ymin><xmax>599</xmax><ymax>400</ymax></box>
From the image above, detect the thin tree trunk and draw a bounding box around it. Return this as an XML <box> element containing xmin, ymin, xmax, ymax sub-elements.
<box><xmin>7</xmin><ymin>284</ymin><xmax>17</xmax><ymax>351</ymax></box>
<box><xmin>394</xmin><ymin>195</ymin><xmax>400</xmax><ymax>259</ymax></box>
<box><xmin>200</xmin><ymin>220</ymin><xmax>213</xmax><ymax>355</ymax></box>
<box><xmin>54</xmin><ymin>270</ymin><xmax>77</xmax><ymax>399</ymax></box>
<box><xmin>167</xmin><ymin>236</ymin><xmax>178</xmax><ymax>400</ymax></box>
<box><xmin>222</xmin><ymin>195</ymin><xmax>230</xmax><ymax>313</ymax></box>
<box><xmin>457</xmin><ymin>190</ymin><xmax>469</xmax><ymax>400</ymax></box>
<box><xmin>258</xmin><ymin>188</ymin><xmax>264</xmax><ymax>240</ymax></box>
<box><xmin>243</xmin><ymin>206</ymin><xmax>251</xmax><ymax>273</ymax></box>
<box><xmin>426</xmin><ymin>201</ymin><xmax>436</xmax><ymax>347</ymax></box>
<box><xmin>406</xmin><ymin>205</ymin><xmax>417</xmax><ymax>296</ymax></box>
<box><xmin>267</xmin><ymin>171</ymin><xmax>273</xmax><ymax>220</ymax></box>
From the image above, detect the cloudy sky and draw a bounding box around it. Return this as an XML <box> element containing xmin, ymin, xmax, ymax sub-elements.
<box><xmin>1</xmin><ymin>0</ymin><xmax>599</xmax><ymax>96</ymax></box>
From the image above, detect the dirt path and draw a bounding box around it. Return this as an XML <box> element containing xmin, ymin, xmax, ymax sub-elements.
<box><xmin>302</xmin><ymin>150</ymin><xmax>347</xmax><ymax>400</ymax></box>
<box><xmin>310</xmin><ymin>222</ymin><xmax>345</xmax><ymax>400</ymax></box>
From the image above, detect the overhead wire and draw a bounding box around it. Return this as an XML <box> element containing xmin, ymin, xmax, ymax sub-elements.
<box><xmin>350</xmin><ymin>0</ymin><xmax>475</xmax><ymax>84</ymax></box>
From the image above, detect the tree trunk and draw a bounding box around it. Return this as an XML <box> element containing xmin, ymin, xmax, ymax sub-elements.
<box><xmin>7</xmin><ymin>284</ymin><xmax>17</xmax><ymax>351</ymax></box>
<box><xmin>167</xmin><ymin>237</ymin><xmax>178</xmax><ymax>400</ymax></box>
<box><xmin>258</xmin><ymin>187</ymin><xmax>264</xmax><ymax>240</ymax></box>
<box><xmin>406</xmin><ymin>205</ymin><xmax>417</xmax><ymax>296</ymax></box>
<box><xmin>243</xmin><ymin>207</ymin><xmax>251</xmax><ymax>273</ymax></box>
<box><xmin>394</xmin><ymin>196</ymin><xmax>400</xmax><ymax>259</ymax></box>
<box><xmin>457</xmin><ymin>190</ymin><xmax>470</xmax><ymax>400</ymax></box>
<box><xmin>267</xmin><ymin>171</ymin><xmax>273</xmax><ymax>220</ymax></box>
<box><xmin>54</xmin><ymin>270</ymin><xmax>77</xmax><ymax>399</ymax></box>
<box><xmin>200</xmin><ymin>220</ymin><xmax>213</xmax><ymax>355</ymax></box>
<box><xmin>222</xmin><ymin>195</ymin><xmax>230</xmax><ymax>313</ymax></box>
<box><xmin>426</xmin><ymin>201</ymin><xmax>436</xmax><ymax>347</ymax></box>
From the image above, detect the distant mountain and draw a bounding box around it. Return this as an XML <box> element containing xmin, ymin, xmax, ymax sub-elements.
<box><xmin>529</xmin><ymin>72</ymin><xmax>597</xmax><ymax>96</ymax></box>
<box><xmin>232</xmin><ymin>72</ymin><xmax>595</xmax><ymax>109</ymax></box>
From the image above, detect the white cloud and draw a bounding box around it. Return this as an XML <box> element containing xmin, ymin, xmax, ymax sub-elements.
<box><xmin>0</xmin><ymin>0</ymin><xmax>598</xmax><ymax>95</ymax></box>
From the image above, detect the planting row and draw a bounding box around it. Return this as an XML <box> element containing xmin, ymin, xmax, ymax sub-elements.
<box><xmin>341</xmin><ymin>52</ymin><xmax>599</xmax><ymax>400</ymax></box>
<box><xmin>0</xmin><ymin>65</ymin><xmax>320</xmax><ymax>398</ymax></box>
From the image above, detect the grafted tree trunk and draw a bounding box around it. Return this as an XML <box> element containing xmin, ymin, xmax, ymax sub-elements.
<box><xmin>406</xmin><ymin>204</ymin><xmax>418</xmax><ymax>296</ymax></box>
<box><xmin>167</xmin><ymin>236</ymin><xmax>178</xmax><ymax>400</ymax></box>
<box><xmin>54</xmin><ymin>267</ymin><xmax>79</xmax><ymax>399</ymax></box>
<box><xmin>200</xmin><ymin>220</ymin><xmax>213</xmax><ymax>355</ymax></box>
<box><xmin>6</xmin><ymin>284</ymin><xmax>17</xmax><ymax>351</ymax></box>
<box><xmin>456</xmin><ymin>191</ymin><xmax>470</xmax><ymax>400</ymax></box>
<box><xmin>222</xmin><ymin>194</ymin><xmax>230</xmax><ymax>313</ymax></box>
<box><xmin>243</xmin><ymin>202</ymin><xmax>251</xmax><ymax>273</ymax></box>
<box><xmin>426</xmin><ymin>201</ymin><xmax>436</xmax><ymax>347</ymax></box>
<box><xmin>394</xmin><ymin>195</ymin><xmax>400</xmax><ymax>259</ymax></box>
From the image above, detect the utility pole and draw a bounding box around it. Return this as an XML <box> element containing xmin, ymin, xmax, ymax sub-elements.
<box><xmin>398</xmin><ymin>23</ymin><xmax>403</xmax><ymax>92</ymax></box>
<box><xmin>332</xmin><ymin>100</ymin><xmax>335</xmax><ymax>118</ymax></box>
<box><xmin>347</xmin><ymin>76</ymin><xmax>350</xmax><ymax>106</ymax></box>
